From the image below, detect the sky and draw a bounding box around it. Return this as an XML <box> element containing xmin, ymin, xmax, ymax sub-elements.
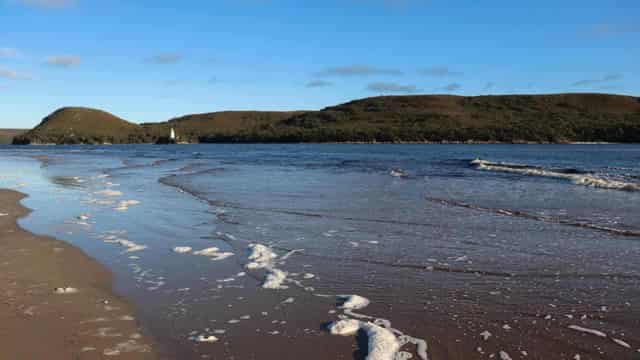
<box><xmin>0</xmin><ymin>0</ymin><xmax>638</xmax><ymax>128</ymax></box>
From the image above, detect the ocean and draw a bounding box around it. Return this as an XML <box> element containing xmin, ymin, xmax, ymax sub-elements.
<box><xmin>1</xmin><ymin>144</ymin><xmax>639</xmax><ymax>359</ymax></box>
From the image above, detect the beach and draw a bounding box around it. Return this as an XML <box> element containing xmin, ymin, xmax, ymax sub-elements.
<box><xmin>0</xmin><ymin>189</ymin><xmax>156</xmax><ymax>359</ymax></box>
<box><xmin>0</xmin><ymin>144</ymin><xmax>639</xmax><ymax>359</ymax></box>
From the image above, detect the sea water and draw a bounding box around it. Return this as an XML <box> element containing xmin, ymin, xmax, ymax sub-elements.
<box><xmin>0</xmin><ymin>144</ymin><xmax>639</xmax><ymax>359</ymax></box>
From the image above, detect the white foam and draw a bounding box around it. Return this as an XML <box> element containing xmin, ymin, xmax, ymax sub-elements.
<box><xmin>77</xmin><ymin>214</ymin><xmax>90</xmax><ymax>221</ymax></box>
<box><xmin>263</xmin><ymin>268</ymin><xmax>288</xmax><ymax>289</ymax></box>
<box><xmin>112</xmin><ymin>239</ymin><xmax>147</xmax><ymax>253</ymax></box>
<box><xmin>568</xmin><ymin>325</ymin><xmax>607</xmax><ymax>338</ymax></box>
<box><xmin>114</xmin><ymin>200</ymin><xmax>141</xmax><ymax>212</ymax></box>
<box><xmin>472</xmin><ymin>159</ymin><xmax>640</xmax><ymax>191</ymax></box>
<box><xmin>246</xmin><ymin>244</ymin><xmax>288</xmax><ymax>289</ymax></box>
<box><xmin>303</xmin><ymin>273</ymin><xmax>315</xmax><ymax>279</ymax></box>
<box><xmin>194</xmin><ymin>247</ymin><xmax>234</xmax><ymax>261</ymax></box>
<box><xmin>361</xmin><ymin>322</ymin><xmax>401</xmax><ymax>360</ymax></box>
<box><xmin>499</xmin><ymin>351</ymin><xmax>513</xmax><ymax>360</ymax></box>
<box><xmin>612</xmin><ymin>338</ymin><xmax>631</xmax><ymax>349</ymax></box>
<box><xmin>95</xmin><ymin>190</ymin><xmax>123</xmax><ymax>197</ymax></box>
<box><xmin>103</xmin><ymin>340</ymin><xmax>150</xmax><ymax>354</ymax></box>
<box><xmin>338</xmin><ymin>295</ymin><xmax>371</xmax><ymax>310</ymax></box>
<box><xmin>329</xmin><ymin>320</ymin><xmax>400</xmax><ymax>360</ymax></box>
<box><xmin>246</xmin><ymin>244</ymin><xmax>277</xmax><ymax>269</ymax></box>
<box><xmin>173</xmin><ymin>246</ymin><xmax>193</xmax><ymax>254</ymax></box>
<box><xmin>329</xmin><ymin>319</ymin><xmax>361</xmax><ymax>336</ymax></box>
<box><xmin>390</xmin><ymin>169</ymin><xmax>408</xmax><ymax>178</ymax></box>
<box><xmin>54</xmin><ymin>287</ymin><xmax>78</xmax><ymax>294</ymax></box>
<box><xmin>194</xmin><ymin>335</ymin><xmax>218</xmax><ymax>343</ymax></box>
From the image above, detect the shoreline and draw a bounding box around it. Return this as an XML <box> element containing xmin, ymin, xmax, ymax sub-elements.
<box><xmin>0</xmin><ymin>189</ymin><xmax>158</xmax><ymax>359</ymax></box>
<box><xmin>6</xmin><ymin>140</ymin><xmax>632</xmax><ymax>145</ymax></box>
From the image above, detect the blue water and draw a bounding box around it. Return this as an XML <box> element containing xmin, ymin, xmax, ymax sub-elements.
<box><xmin>1</xmin><ymin>144</ymin><xmax>639</xmax><ymax>359</ymax></box>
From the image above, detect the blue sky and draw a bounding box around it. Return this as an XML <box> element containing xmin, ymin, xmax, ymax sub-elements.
<box><xmin>0</xmin><ymin>0</ymin><xmax>638</xmax><ymax>128</ymax></box>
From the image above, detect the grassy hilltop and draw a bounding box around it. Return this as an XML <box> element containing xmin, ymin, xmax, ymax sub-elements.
<box><xmin>12</xmin><ymin>107</ymin><xmax>143</xmax><ymax>144</ymax></box>
<box><xmin>12</xmin><ymin>93</ymin><xmax>640</xmax><ymax>144</ymax></box>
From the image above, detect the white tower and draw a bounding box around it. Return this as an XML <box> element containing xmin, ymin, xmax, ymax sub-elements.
<box><xmin>170</xmin><ymin>127</ymin><xmax>176</xmax><ymax>141</ymax></box>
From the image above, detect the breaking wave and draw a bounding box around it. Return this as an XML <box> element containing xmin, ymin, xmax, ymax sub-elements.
<box><xmin>471</xmin><ymin>159</ymin><xmax>640</xmax><ymax>191</ymax></box>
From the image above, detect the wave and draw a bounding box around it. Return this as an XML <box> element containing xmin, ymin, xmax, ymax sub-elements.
<box><xmin>159</xmin><ymin>170</ymin><xmax>441</xmax><ymax>228</ymax></box>
<box><xmin>470</xmin><ymin>159</ymin><xmax>640</xmax><ymax>191</ymax></box>
<box><xmin>426</xmin><ymin>196</ymin><xmax>640</xmax><ymax>238</ymax></box>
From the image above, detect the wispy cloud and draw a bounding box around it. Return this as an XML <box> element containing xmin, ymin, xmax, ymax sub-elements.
<box><xmin>571</xmin><ymin>74</ymin><xmax>622</xmax><ymax>87</ymax></box>
<box><xmin>367</xmin><ymin>82</ymin><xmax>418</xmax><ymax>93</ymax></box>
<box><xmin>0</xmin><ymin>48</ymin><xmax>19</xmax><ymax>59</ymax></box>
<box><xmin>419</xmin><ymin>66</ymin><xmax>462</xmax><ymax>77</ymax></box>
<box><xmin>305</xmin><ymin>80</ymin><xmax>333</xmax><ymax>88</ymax></box>
<box><xmin>0</xmin><ymin>68</ymin><xmax>32</xmax><ymax>80</ymax></box>
<box><xmin>17</xmin><ymin>0</ymin><xmax>75</xmax><ymax>8</ymax></box>
<box><xmin>316</xmin><ymin>65</ymin><xmax>403</xmax><ymax>77</ymax></box>
<box><xmin>147</xmin><ymin>52</ymin><xmax>183</xmax><ymax>65</ymax></box>
<box><xmin>483</xmin><ymin>81</ymin><xmax>495</xmax><ymax>90</ymax></box>
<box><xmin>45</xmin><ymin>55</ymin><xmax>80</xmax><ymax>67</ymax></box>
<box><xmin>439</xmin><ymin>83</ymin><xmax>461</xmax><ymax>92</ymax></box>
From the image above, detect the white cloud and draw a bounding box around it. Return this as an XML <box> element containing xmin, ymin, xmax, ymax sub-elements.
<box><xmin>45</xmin><ymin>55</ymin><xmax>81</xmax><ymax>67</ymax></box>
<box><xmin>147</xmin><ymin>52</ymin><xmax>183</xmax><ymax>65</ymax></box>
<box><xmin>0</xmin><ymin>48</ymin><xmax>19</xmax><ymax>59</ymax></box>
<box><xmin>367</xmin><ymin>82</ymin><xmax>418</xmax><ymax>93</ymax></box>
<box><xmin>0</xmin><ymin>68</ymin><xmax>32</xmax><ymax>80</ymax></box>
<box><xmin>317</xmin><ymin>65</ymin><xmax>403</xmax><ymax>77</ymax></box>
<box><xmin>419</xmin><ymin>66</ymin><xmax>462</xmax><ymax>77</ymax></box>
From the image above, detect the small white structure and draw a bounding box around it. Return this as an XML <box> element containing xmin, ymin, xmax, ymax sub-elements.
<box><xmin>170</xmin><ymin>127</ymin><xmax>176</xmax><ymax>141</ymax></box>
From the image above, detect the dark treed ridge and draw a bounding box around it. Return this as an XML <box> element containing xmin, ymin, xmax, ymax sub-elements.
<box><xmin>0</xmin><ymin>129</ymin><xmax>26</xmax><ymax>144</ymax></box>
<box><xmin>11</xmin><ymin>93</ymin><xmax>640</xmax><ymax>145</ymax></box>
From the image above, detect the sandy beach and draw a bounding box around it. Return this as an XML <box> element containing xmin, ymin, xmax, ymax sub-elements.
<box><xmin>0</xmin><ymin>189</ymin><xmax>157</xmax><ymax>359</ymax></box>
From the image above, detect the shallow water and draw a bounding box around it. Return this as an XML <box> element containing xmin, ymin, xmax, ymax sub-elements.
<box><xmin>1</xmin><ymin>144</ymin><xmax>639</xmax><ymax>359</ymax></box>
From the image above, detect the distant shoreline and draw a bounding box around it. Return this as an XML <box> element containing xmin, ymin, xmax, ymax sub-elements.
<box><xmin>10</xmin><ymin>140</ymin><xmax>631</xmax><ymax>145</ymax></box>
<box><xmin>9</xmin><ymin>93</ymin><xmax>640</xmax><ymax>145</ymax></box>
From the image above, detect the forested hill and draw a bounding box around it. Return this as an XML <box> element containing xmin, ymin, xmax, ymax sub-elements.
<box><xmin>13</xmin><ymin>93</ymin><xmax>640</xmax><ymax>145</ymax></box>
<box><xmin>0</xmin><ymin>129</ymin><xmax>26</xmax><ymax>144</ymax></box>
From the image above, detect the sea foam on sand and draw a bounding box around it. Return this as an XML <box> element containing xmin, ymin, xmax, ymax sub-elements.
<box><xmin>338</xmin><ymin>295</ymin><xmax>371</xmax><ymax>310</ymax></box>
<box><xmin>329</xmin><ymin>320</ymin><xmax>400</xmax><ymax>360</ymax></box>
<box><xmin>54</xmin><ymin>287</ymin><xmax>79</xmax><ymax>294</ymax></box>
<box><xmin>246</xmin><ymin>244</ymin><xmax>288</xmax><ymax>289</ymax></box>
<box><xmin>329</xmin><ymin>295</ymin><xmax>429</xmax><ymax>360</ymax></box>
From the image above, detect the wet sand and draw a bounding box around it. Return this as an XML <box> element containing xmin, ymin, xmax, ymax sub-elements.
<box><xmin>0</xmin><ymin>189</ymin><xmax>156</xmax><ymax>359</ymax></box>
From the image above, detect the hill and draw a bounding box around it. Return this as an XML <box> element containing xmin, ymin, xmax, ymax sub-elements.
<box><xmin>142</xmin><ymin>111</ymin><xmax>306</xmax><ymax>143</ymax></box>
<box><xmin>198</xmin><ymin>94</ymin><xmax>640</xmax><ymax>143</ymax></box>
<box><xmin>12</xmin><ymin>107</ymin><xmax>144</xmax><ymax>145</ymax></box>
<box><xmin>12</xmin><ymin>94</ymin><xmax>640</xmax><ymax>144</ymax></box>
<box><xmin>0</xmin><ymin>129</ymin><xmax>27</xmax><ymax>144</ymax></box>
